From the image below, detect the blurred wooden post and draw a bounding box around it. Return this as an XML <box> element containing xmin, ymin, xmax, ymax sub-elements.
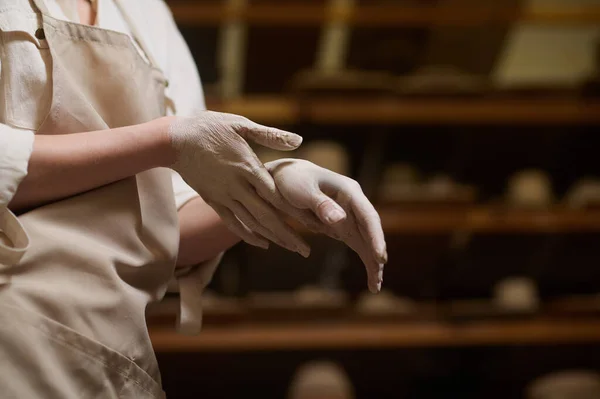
<box><xmin>219</xmin><ymin>0</ymin><xmax>248</xmax><ymax>99</ymax></box>
<box><xmin>316</xmin><ymin>0</ymin><xmax>355</xmax><ymax>73</ymax></box>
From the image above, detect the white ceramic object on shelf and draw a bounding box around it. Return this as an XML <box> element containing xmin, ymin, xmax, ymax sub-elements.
<box><xmin>526</xmin><ymin>370</ymin><xmax>600</xmax><ymax>399</ymax></box>
<box><xmin>493</xmin><ymin>276</ymin><xmax>540</xmax><ymax>313</ymax></box>
<box><xmin>288</xmin><ymin>360</ymin><xmax>355</xmax><ymax>399</ymax></box>
<box><xmin>378</xmin><ymin>162</ymin><xmax>421</xmax><ymax>202</ymax></box>
<box><xmin>565</xmin><ymin>178</ymin><xmax>600</xmax><ymax>209</ymax></box>
<box><xmin>493</xmin><ymin>0</ymin><xmax>600</xmax><ymax>89</ymax></box>
<box><xmin>506</xmin><ymin>169</ymin><xmax>553</xmax><ymax>208</ymax></box>
<box><xmin>294</xmin><ymin>285</ymin><xmax>348</xmax><ymax>308</ymax></box>
<box><xmin>423</xmin><ymin>174</ymin><xmax>476</xmax><ymax>202</ymax></box>
<box><xmin>356</xmin><ymin>290</ymin><xmax>416</xmax><ymax>316</ymax></box>
<box><xmin>300</xmin><ymin>140</ymin><xmax>350</xmax><ymax>176</ymax></box>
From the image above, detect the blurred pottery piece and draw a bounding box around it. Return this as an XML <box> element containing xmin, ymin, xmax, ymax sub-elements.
<box><xmin>565</xmin><ymin>178</ymin><xmax>600</xmax><ymax>209</ymax></box>
<box><xmin>526</xmin><ymin>370</ymin><xmax>600</xmax><ymax>399</ymax></box>
<box><xmin>289</xmin><ymin>69</ymin><xmax>395</xmax><ymax>97</ymax></box>
<box><xmin>355</xmin><ymin>290</ymin><xmax>416</xmax><ymax>316</ymax></box>
<box><xmin>422</xmin><ymin>174</ymin><xmax>477</xmax><ymax>203</ymax></box>
<box><xmin>300</xmin><ymin>141</ymin><xmax>350</xmax><ymax>176</ymax></box>
<box><xmin>396</xmin><ymin>66</ymin><xmax>488</xmax><ymax>97</ymax></box>
<box><xmin>288</xmin><ymin>360</ymin><xmax>355</xmax><ymax>399</ymax></box>
<box><xmin>379</xmin><ymin>168</ymin><xmax>476</xmax><ymax>204</ymax></box>
<box><xmin>493</xmin><ymin>276</ymin><xmax>540</xmax><ymax>313</ymax></box>
<box><xmin>506</xmin><ymin>169</ymin><xmax>553</xmax><ymax>208</ymax></box>
<box><xmin>294</xmin><ymin>285</ymin><xmax>349</xmax><ymax>308</ymax></box>
<box><xmin>378</xmin><ymin>163</ymin><xmax>421</xmax><ymax>202</ymax></box>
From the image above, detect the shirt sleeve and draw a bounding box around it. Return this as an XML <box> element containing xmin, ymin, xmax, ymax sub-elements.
<box><xmin>0</xmin><ymin>124</ymin><xmax>34</xmax><ymax>266</ymax></box>
<box><xmin>0</xmin><ymin>124</ymin><xmax>34</xmax><ymax>208</ymax></box>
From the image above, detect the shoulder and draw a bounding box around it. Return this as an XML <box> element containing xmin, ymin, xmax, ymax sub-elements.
<box><xmin>117</xmin><ymin>0</ymin><xmax>178</xmax><ymax>58</ymax></box>
<box><xmin>117</xmin><ymin>0</ymin><xmax>187</xmax><ymax>80</ymax></box>
<box><xmin>118</xmin><ymin>0</ymin><xmax>175</xmax><ymax>30</ymax></box>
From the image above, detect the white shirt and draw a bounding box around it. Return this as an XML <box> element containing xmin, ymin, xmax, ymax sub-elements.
<box><xmin>0</xmin><ymin>0</ymin><xmax>213</xmax><ymax>333</ymax></box>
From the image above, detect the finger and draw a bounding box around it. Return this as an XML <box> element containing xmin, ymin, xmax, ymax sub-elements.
<box><xmin>211</xmin><ymin>204</ymin><xmax>269</xmax><ymax>249</ymax></box>
<box><xmin>311</xmin><ymin>190</ymin><xmax>347</xmax><ymax>225</ymax></box>
<box><xmin>350</xmin><ymin>192</ymin><xmax>388</xmax><ymax>264</ymax></box>
<box><xmin>242</xmin><ymin>168</ymin><xmax>312</xmax><ymax>257</ymax></box>
<box><xmin>361</xmin><ymin>256</ymin><xmax>384</xmax><ymax>294</ymax></box>
<box><xmin>251</xmin><ymin>167</ymin><xmax>325</xmax><ymax>233</ymax></box>
<box><xmin>258</xmin><ymin>188</ymin><xmax>326</xmax><ymax>233</ymax></box>
<box><xmin>238</xmin><ymin>119</ymin><xmax>303</xmax><ymax>151</ymax></box>
<box><xmin>331</xmin><ymin>215</ymin><xmax>382</xmax><ymax>293</ymax></box>
<box><xmin>232</xmin><ymin>188</ymin><xmax>311</xmax><ymax>258</ymax></box>
<box><xmin>229</xmin><ymin>200</ymin><xmax>310</xmax><ymax>257</ymax></box>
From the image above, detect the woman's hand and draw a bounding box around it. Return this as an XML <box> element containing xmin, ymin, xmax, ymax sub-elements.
<box><xmin>167</xmin><ymin>112</ymin><xmax>310</xmax><ymax>257</ymax></box>
<box><xmin>264</xmin><ymin>159</ymin><xmax>387</xmax><ymax>293</ymax></box>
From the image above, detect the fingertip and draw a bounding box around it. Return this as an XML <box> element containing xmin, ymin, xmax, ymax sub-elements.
<box><xmin>295</xmin><ymin>239</ymin><xmax>311</xmax><ymax>258</ymax></box>
<box><xmin>266</xmin><ymin>127</ymin><xmax>303</xmax><ymax>150</ymax></box>
<box><xmin>368</xmin><ymin>281</ymin><xmax>379</xmax><ymax>294</ymax></box>
<box><xmin>299</xmin><ymin>246</ymin><xmax>311</xmax><ymax>258</ymax></box>
<box><xmin>285</xmin><ymin>132</ymin><xmax>303</xmax><ymax>149</ymax></box>
<box><xmin>317</xmin><ymin>199</ymin><xmax>347</xmax><ymax>225</ymax></box>
<box><xmin>374</xmin><ymin>242</ymin><xmax>388</xmax><ymax>264</ymax></box>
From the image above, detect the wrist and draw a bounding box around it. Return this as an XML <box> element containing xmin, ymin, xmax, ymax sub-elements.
<box><xmin>145</xmin><ymin>116</ymin><xmax>178</xmax><ymax>168</ymax></box>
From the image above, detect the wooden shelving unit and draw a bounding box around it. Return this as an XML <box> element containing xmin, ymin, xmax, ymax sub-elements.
<box><xmin>169</xmin><ymin>3</ymin><xmax>600</xmax><ymax>27</ymax></box>
<box><xmin>206</xmin><ymin>96</ymin><xmax>600</xmax><ymax>126</ymax></box>
<box><xmin>373</xmin><ymin>207</ymin><xmax>600</xmax><ymax>234</ymax></box>
<box><xmin>150</xmin><ymin>319</ymin><xmax>600</xmax><ymax>352</ymax></box>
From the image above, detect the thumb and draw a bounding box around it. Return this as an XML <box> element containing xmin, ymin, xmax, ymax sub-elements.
<box><xmin>312</xmin><ymin>191</ymin><xmax>347</xmax><ymax>225</ymax></box>
<box><xmin>238</xmin><ymin>120</ymin><xmax>303</xmax><ymax>151</ymax></box>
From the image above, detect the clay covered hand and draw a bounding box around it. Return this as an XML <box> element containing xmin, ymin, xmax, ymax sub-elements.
<box><xmin>168</xmin><ymin>111</ymin><xmax>310</xmax><ymax>257</ymax></box>
<box><xmin>264</xmin><ymin>158</ymin><xmax>387</xmax><ymax>293</ymax></box>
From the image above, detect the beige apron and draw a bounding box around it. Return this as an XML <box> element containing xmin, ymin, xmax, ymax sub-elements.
<box><xmin>0</xmin><ymin>1</ymin><xmax>179</xmax><ymax>397</ymax></box>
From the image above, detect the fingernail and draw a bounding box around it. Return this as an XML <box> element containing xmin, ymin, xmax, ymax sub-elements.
<box><xmin>297</xmin><ymin>246</ymin><xmax>311</xmax><ymax>258</ymax></box>
<box><xmin>325</xmin><ymin>208</ymin><xmax>345</xmax><ymax>224</ymax></box>
<box><xmin>376</xmin><ymin>243</ymin><xmax>388</xmax><ymax>264</ymax></box>
<box><xmin>285</xmin><ymin>133</ymin><xmax>303</xmax><ymax>148</ymax></box>
<box><xmin>367</xmin><ymin>275</ymin><xmax>376</xmax><ymax>293</ymax></box>
<box><xmin>369</xmin><ymin>282</ymin><xmax>378</xmax><ymax>294</ymax></box>
<box><xmin>260</xmin><ymin>242</ymin><xmax>269</xmax><ymax>250</ymax></box>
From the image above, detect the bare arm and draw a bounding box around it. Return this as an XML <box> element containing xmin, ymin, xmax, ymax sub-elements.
<box><xmin>176</xmin><ymin>196</ymin><xmax>241</xmax><ymax>267</ymax></box>
<box><xmin>9</xmin><ymin>117</ymin><xmax>175</xmax><ymax>212</ymax></box>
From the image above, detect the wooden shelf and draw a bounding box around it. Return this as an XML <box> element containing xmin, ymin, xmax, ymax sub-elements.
<box><xmin>206</xmin><ymin>96</ymin><xmax>600</xmax><ymax>126</ymax></box>
<box><xmin>375</xmin><ymin>207</ymin><xmax>600</xmax><ymax>234</ymax></box>
<box><xmin>170</xmin><ymin>3</ymin><xmax>600</xmax><ymax>27</ymax></box>
<box><xmin>150</xmin><ymin>319</ymin><xmax>600</xmax><ymax>352</ymax></box>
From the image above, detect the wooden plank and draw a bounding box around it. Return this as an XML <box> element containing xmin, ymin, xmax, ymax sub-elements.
<box><xmin>169</xmin><ymin>3</ymin><xmax>600</xmax><ymax>27</ymax></box>
<box><xmin>285</xmin><ymin>208</ymin><xmax>600</xmax><ymax>234</ymax></box>
<box><xmin>207</xmin><ymin>96</ymin><xmax>600</xmax><ymax>125</ymax></box>
<box><xmin>208</xmin><ymin>96</ymin><xmax>299</xmax><ymax>124</ymax></box>
<box><xmin>150</xmin><ymin>319</ymin><xmax>600</xmax><ymax>352</ymax></box>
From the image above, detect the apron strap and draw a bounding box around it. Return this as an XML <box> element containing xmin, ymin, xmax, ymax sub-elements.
<box><xmin>30</xmin><ymin>0</ymin><xmax>51</xmax><ymax>15</ymax></box>
<box><xmin>112</xmin><ymin>0</ymin><xmax>162</xmax><ymax>71</ymax></box>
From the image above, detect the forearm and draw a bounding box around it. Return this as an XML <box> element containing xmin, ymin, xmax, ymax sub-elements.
<box><xmin>177</xmin><ymin>196</ymin><xmax>241</xmax><ymax>267</ymax></box>
<box><xmin>9</xmin><ymin>117</ymin><xmax>176</xmax><ymax>212</ymax></box>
